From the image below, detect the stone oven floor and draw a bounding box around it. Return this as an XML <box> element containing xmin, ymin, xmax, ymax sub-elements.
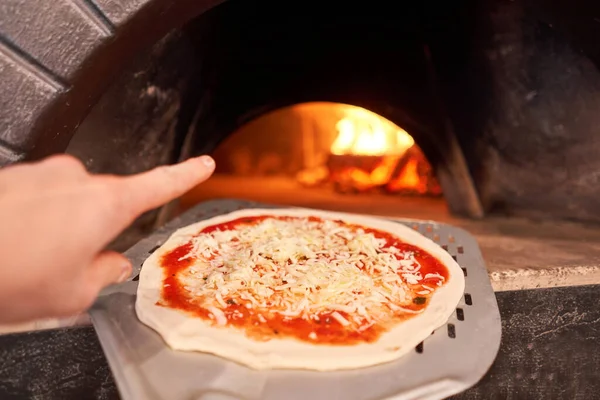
<box><xmin>2</xmin><ymin>175</ymin><xmax>600</xmax><ymax>334</ymax></box>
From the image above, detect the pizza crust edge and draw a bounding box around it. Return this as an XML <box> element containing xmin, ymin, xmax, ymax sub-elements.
<box><xmin>135</xmin><ymin>208</ymin><xmax>465</xmax><ymax>371</ymax></box>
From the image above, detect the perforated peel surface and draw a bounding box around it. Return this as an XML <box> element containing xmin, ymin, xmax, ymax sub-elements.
<box><xmin>91</xmin><ymin>199</ymin><xmax>502</xmax><ymax>400</ymax></box>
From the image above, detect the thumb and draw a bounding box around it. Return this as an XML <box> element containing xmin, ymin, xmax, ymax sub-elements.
<box><xmin>86</xmin><ymin>251</ymin><xmax>132</xmax><ymax>291</ymax></box>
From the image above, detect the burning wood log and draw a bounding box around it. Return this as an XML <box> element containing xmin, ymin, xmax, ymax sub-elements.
<box><xmin>325</xmin><ymin>146</ymin><xmax>442</xmax><ymax>196</ymax></box>
<box><xmin>385</xmin><ymin>146</ymin><xmax>442</xmax><ymax>196</ymax></box>
<box><xmin>326</xmin><ymin>154</ymin><xmax>400</xmax><ymax>193</ymax></box>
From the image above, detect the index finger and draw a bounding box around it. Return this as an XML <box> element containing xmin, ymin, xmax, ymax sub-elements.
<box><xmin>115</xmin><ymin>155</ymin><xmax>215</xmax><ymax>218</ymax></box>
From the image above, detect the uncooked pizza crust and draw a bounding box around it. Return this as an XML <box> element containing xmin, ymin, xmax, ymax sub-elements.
<box><xmin>136</xmin><ymin>208</ymin><xmax>465</xmax><ymax>371</ymax></box>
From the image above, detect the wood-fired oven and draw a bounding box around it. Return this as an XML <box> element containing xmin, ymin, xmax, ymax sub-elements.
<box><xmin>5</xmin><ymin>2</ymin><xmax>600</xmax><ymax>398</ymax></box>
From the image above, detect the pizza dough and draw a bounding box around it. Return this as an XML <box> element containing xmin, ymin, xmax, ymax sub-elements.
<box><xmin>136</xmin><ymin>208</ymin><xmax>465</xmax><ymax>371</ymax></box>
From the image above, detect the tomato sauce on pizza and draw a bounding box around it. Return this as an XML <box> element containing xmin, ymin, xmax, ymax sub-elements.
<box><xmin>158</xmin><ymin>215</ymin><xmax>449</xmax><ymax>345</ymax></box>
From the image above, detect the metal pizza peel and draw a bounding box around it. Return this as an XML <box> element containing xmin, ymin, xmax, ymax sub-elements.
<box><xmin>90</xmin><ymin>199</ymin><xmax>502</xmax><ymax>400</ymax></box>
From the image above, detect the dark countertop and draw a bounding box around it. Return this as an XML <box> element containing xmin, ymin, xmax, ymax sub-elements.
<box><xmin>1</xmin><ymin>285</ymin><xmax>600</xmax><ymax>400</ymax></box>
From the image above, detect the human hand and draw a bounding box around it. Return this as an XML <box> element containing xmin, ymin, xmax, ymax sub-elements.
<box><xmin>0</xmin><ymin>154</ymin><xmax>215</xmax><ymax>323</ymax></box>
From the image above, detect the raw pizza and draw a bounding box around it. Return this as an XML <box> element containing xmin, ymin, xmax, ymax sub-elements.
<box><xmin>136</xmin><ymin>208</ymin><xmax>465</xmax><ymax>370</ymax></box>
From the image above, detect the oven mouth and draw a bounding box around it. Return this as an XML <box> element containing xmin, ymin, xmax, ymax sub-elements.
<box><xmin>209</xmin><ymin>102</ymin><xmax>443</xmax><ymax>197</ymax></box>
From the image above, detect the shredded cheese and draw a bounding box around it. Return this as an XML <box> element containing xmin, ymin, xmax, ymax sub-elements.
<box><xmin>175</xmin><ymin>217</ymin><xmax>445</xmax><ymax>331</ymax></box>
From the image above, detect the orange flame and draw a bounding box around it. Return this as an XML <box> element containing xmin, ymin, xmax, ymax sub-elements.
<box><xmin>327</xmin><ymin>105</ymin><xmax>440</xmax><ymax>195</ymax></box>
<box><xmin>330</xmin><ymin>107</ymin><xmax>414</xmax><ymax>157</ymax></box>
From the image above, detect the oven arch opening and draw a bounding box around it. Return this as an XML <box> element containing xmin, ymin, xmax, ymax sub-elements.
<box><xmin>180</xmin><ymin>102</ymin><xmax>449</xmax><ymax>220</ymax></box>
<box><xmin>61</xmin><ymin>2</ymin><xmax>484</xmax><ymax>250</ymax></box>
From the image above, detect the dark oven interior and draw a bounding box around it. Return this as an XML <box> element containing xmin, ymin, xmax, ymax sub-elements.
<box><xmin>3</xmin><ymin>0</ymin><xmax>600</xmax><ymax>250</ymax></box>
